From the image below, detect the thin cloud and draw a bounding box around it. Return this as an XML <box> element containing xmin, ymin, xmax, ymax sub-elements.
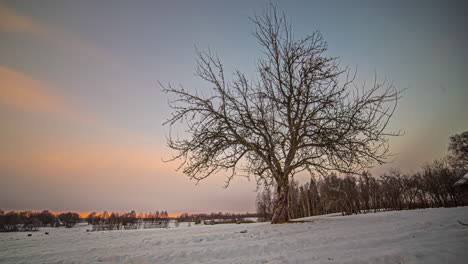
<box><xmin>0</xmin><ymin>66</ymin><xmax>173</xmax><ymax>176</ymax></box>
<box><xmin>0</xmin><ymin>146</ymin><xmax>161</xmax><ymax>172</ymax></box>
<box><xmin>0</xmin><ymin>1</ymin><xmax>128</xmax><ymax>72</ymax></box>
<box><xmin>0</xmin><ymin>1</ymin><xmax>43</xmax><ymax>35</ymax></box>
<box><xmin>0</xmin><ymin>2</ymin><xmax>83</xmax><ymax>49</ymax></box>
<box><xmin>0</xmin><ymin>66</ymin><xmax>68</xmax><ymax>115</ymax></box>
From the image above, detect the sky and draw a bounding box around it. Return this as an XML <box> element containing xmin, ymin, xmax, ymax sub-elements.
<box><xmin>0</xmin><ymin>0</ymin><xmax>467</xmax><ymax>214</ymax></box>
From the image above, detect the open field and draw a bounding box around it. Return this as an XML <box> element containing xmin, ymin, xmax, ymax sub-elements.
<box><xmin>1</xmin><ymin>207</ymin><xmax>467</xmax><ymax>263</ymax></box>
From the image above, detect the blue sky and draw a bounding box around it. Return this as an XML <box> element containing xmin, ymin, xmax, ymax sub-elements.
<box><xmin>0</xmin><ymin>0</ymin><xmax>467</xmax><ymax>213</ymax></box>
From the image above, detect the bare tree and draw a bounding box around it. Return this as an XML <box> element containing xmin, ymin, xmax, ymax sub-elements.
<box><xmin>448</xmin><ymin>130</ymin><xmax>468</xmax><ymax>171</ymax></box>
<box><xmin>58</xmin><ymin>212</ymin><xmax>80</xmax><ymax>228</ymax></box>
<box><xmin>256</xmin><ymin>186</ymin><xmax>274</xmax><ymax>221</ymax></box>
<box><xmin>163</xmin><ymin>5</ymin><xmax>401</xmax><ymax>223</ymax></box>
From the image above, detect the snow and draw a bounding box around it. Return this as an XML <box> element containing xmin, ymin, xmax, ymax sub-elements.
<box><xmin>1</xmin><ymin>207</ymin><xmax>468</xmax><ymax>263</ymax></box>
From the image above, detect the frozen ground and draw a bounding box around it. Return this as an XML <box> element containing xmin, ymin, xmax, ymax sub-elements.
<box><xmin>1</xmin><ymin>207</ymin><xmax>468</xmax><ymax>263</ymax></box>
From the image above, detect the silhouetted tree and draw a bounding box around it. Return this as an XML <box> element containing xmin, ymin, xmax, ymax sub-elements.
<box><xmin>3</xmin><ymin>212</ymin><xmax>22</xmax><ymax>231</ymax></box>
<box><xmin>359</xmin><ymin>172</ymin><xmax>372</xmax><ymax>212</ymax></box>
<box><xmin>163</xmin><ymin>4</ymin><xmax>401</xmax><ymax>223</ymax></box>
<box><xmin>37</xmin><ymin>210</ymin><xmax>57</xmax><ymax>227</ymax></box>
<box><xmin>86</xmin><ymin>212</ymin><xmax>98</xmax><ymax>225</ymax></box>
<box><xmin>58</xmin><ymin>212</ymin><xmax>80</xmax><ymax>228</ymax></box>
<box><xmin>309</xmin><ymin>178</ymin><xmax>322</xmax><ymax>215</ymax></box>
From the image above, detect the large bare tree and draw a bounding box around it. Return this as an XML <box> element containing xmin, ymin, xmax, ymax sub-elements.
<box><xmin>162</xmin><ymin>5</ymin><xmax>401</xmax><ymax>223</ymax></box>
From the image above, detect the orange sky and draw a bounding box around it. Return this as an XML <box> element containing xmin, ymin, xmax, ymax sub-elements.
<box><xmin>1</xmin><ymin>1</ymin><xmax>466</xmax><ymax>214</ymax></box>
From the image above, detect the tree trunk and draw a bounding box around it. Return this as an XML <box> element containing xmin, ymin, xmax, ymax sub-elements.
<box><xmin>271</xmin><ymin>180</ymin><xmax>289</xmax><ymax>224</ymax></box>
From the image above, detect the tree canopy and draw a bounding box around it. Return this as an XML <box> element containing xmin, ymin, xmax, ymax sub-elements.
<box><xmin>163</xmin><ymin>5</ymin><xmax>401</xmax><ymax>223</ymax></box>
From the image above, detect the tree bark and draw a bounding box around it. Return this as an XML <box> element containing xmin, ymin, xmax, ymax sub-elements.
<box><xmin>271</xmin><ymin>179</ymin><xmax>289</xmax><ymax>224</ymax></box>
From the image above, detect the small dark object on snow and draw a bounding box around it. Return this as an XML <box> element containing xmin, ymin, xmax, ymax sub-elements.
<box><xmin>240</xmin><ymin>230</ymin><xmax>248</xmax><ymax>233</ymax></box>
<box><xmin>457</xmin><ymin>220</ymin><xmax>468</xmax><ymax>226</ymax></box>
<box><xmin>45</xmin><ymin>232</ymin><xmax>49</xmax><ymax>235</ymax></box>
<box><xmin>27</xmin><ymin>234</ymin><xmax>32</xmax><ymax>237</ymax></box>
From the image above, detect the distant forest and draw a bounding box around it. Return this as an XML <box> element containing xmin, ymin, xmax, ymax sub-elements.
<box><xmin>0</xmin><ymin>209</ymin><xmax>258</xmax><ymax>232</ymax></box>
<box><xmin>0</xmin><ymin>211</ymin><xmax>80</xmax><ymax>232</ymax></box>
<box><xmin>257</xmin><ymin>131</ymin><xmax>468</xmax><ymax>221</ymax></box>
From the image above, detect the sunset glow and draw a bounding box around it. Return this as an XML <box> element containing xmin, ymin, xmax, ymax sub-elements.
<box><xmin>1</xmin><ymin>0</ymin><xmax>466</xmax><ymax>215</ymax></box>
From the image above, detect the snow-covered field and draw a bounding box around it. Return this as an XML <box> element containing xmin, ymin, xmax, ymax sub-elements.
<box><xmin>1</xmin><ymin>207</ymin><xmax>467</xmax><ymax>263</ymax></box>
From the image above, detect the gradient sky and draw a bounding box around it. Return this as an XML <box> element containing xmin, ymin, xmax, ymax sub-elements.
<box><xmin>1</xmin><ymin>0</ymin><xmax>467</xmax><ymax>214</ymax></box>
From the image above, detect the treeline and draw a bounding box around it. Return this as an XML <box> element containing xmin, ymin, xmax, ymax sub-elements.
<box><xmin>1</xmin><ymin>208</ymin><xmax>260</xmax><ymax>232</ymax></box>
<box><xmin>0</xmin><ymin>209</ymin><xmax>172</xmax><ymax>232</ymax></box>
<box><xmin>86</xmin><ymin>210</ymin><xmax>170</xmax><ymax>231</ymax></box>
<box><xmin>87</xmin><ymin>210</ymin><xmax>169</xmax><ymax>224</ymax></box>
<box><xmin>177</xmin><ymin>212</ymin><xmax>258</xmax><ymax>224</ymax></box>
<box><xmin>0</xmin><ymin>210</ymin><xmax>80</xmax><ymax>232</ymax></box>
<box><xmin>257</xmin><ymin>160</ymin><xmax>466</xmax><ymax>221</ymax></box>
<box><xmin>86</xmin><ymin>210</ymin><xmax>259</xmax><ymax>230</ymax></box>
<box><xmin>87</xmin><ymin>211</ymin><xmax>139</xmax><ymax>231</ymax></box>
